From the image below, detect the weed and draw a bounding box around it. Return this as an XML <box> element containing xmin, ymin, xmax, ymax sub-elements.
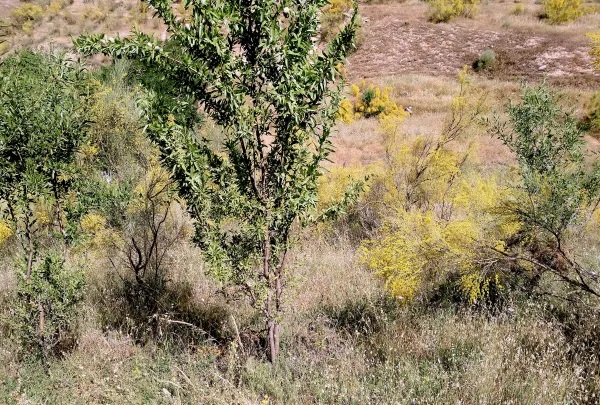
<box><xmin>473</xmin><ymin>49</ymin><xmax>497</xmax><ymax>71</ymax></box>
<box><xmin>512</xmin><ymin>4</ymin><xmax>525</xmax><ymax>14</ymax></box>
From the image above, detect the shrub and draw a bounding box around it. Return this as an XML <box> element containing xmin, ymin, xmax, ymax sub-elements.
<box><xmin>87</xmin><ymin>165</ymin><xmax>204</xmax><ymax>343</ymax></box>
<box><xmin>76</xmin><ymin>1</ymin><xmax>358</xmax><ymax>363</ymax></box>
<box><xmin>473</xmin><ymin>49</ymin><xmax>496</xmax><ymax>72</ymax></box>
<box><xmin>316</xmin><ymin>164</ymin><xmax>377</xmax><ymax>239</ymax></box>
<box><xmin>0</xmin><ymin>52</ymin><xmax>91</xmax><ymax>365</ymax></box>
<box><xmin>492</xmin><ymin>85</ymin><xmax>600</xmax><ymax>303</ymax></box>
<box><xmin>339</xmin><ymin>81</ymin><xmax>408</xmax><ymax>123</ymax></box>
<box><xmin>512</xmin><ymin>4</ymin><xmax>525</xmax><ymax>14</ymax></box>
<box><xmin>321</xmin><ymin>0</ymin><xmax>354</xmax><ymax>42</ymax></box>
<box><xmin>86</xmin><ymin>66</ymin><xmax>149</xmax><ymax>176</ymax></box>
<box><xmin>590</xmin><ymin>31</ymin><xmax>600</xmax><ymax>70</ymax></box>
<box><xmin>0</xmin><ymin>51</ymin><xmax>90</xmax><ymax>275</ymax></box>
<box><xmin>12</xmin><ymin>252</ymin><xmax>84</xmax><ymax>362</ymax></box>
<box><xmin>10</xmin><ymin>3</ymin><xmax>44</xmax><ymax>32</ymax></box>
<box><xmin>82</xmin><ymin>5</ymin><xmax>107</xmax><ymax>23</ymax></box>
<box><xmin>359</xmin><ymin>70</ymin><xmax>515</xmax><ymax>304</ymax></box>
<box><xmin>46</xmin><ymin>0</ymin><xmax>68</xmax><ymax>18</ymax></box>
<box><xmin>542</xmin><ymin>0</ymin><xmax>583</xmax><ymax>24</ymax></box>
<box><xmin>428</xmin><ymin>0</ymin><xmax>480</xmax><ymax>23</ymax></box>
<box><xmin>581</xmin><ymin>91</ymin><xmax>600</xmax><ymax>134</ymax></box>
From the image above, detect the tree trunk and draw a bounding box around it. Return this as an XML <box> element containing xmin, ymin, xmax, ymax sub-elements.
<box><xmin>263</xmin><ymin>217</ymin><xmax>274</xmax><ymax>363</ymax></box>
<box><xmin>267</xmin><ymin>319</ymin><xmax>279</xmax><ymax>362</ymax></box>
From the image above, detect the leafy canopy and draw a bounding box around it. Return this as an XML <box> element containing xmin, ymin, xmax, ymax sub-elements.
<box><xmin>494</xmin><ymin>85</ymin><xmax>600</xmax><ymax>240</ymax></box>
<box><xmin>76</xmin><ymin>0</ymin><xmax>358</xmax><ymax>360</ymax></box>
<box><xmin>0</xmin><ymin>51</ymin><xmax>90</xmax><ymax>246</ymax></box>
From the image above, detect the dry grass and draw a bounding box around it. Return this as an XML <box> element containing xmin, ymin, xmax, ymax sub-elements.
<box><xmin>1</xmin><ymin>224</ymin><xmax>599</xmax><ymax>403</ymax></box>
<box><xmin>2</xmin><ymin>234</ymin><xmax>597</xmax><ymax>403</ymax></box>
<box><xmin>333</xmin><ymin>72</ymin><xmax>598</xmax><ymax>170</ymax></box>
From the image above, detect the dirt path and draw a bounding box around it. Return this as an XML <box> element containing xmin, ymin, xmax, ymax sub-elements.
<box><xmin>348</xmin><ymin>4</ymin><xmax>600</xmax><ymax>86</ymax></box>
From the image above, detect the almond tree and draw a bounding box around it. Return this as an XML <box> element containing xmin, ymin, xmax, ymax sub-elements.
<box><xmin>76</xmin><ymin>0</ymin><xmax>357</xmax><ymax>362</ymax></box>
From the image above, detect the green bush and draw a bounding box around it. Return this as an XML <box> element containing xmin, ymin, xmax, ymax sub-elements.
<box><xmin>492</xmin><ymin>85</ymin><xmax>600</xmax><ymax>303</ymax></box>
<box><xmin>12</xmin><ymin>252</ymin><xmax>84</xmax><ymax>361</ymax></box>
<box><xmin>473</xmin><ymin>49</ymin><xmax>497</xmax><ymax>71</ymax></box>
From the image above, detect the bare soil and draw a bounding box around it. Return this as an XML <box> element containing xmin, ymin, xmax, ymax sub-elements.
<box><xmin>348</xmin><ymin>3</ymin><xmax>600</xmax><ymax>86</ymax></box>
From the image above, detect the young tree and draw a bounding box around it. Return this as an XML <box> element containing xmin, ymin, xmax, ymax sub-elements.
<box><xmin>0</xmin><ymin>51</ymin><xmax>89</xmax><ymax>362</ymax></box>
<box><xmin>0</xmin><ymin>51</ymin><xmax>89</xmax><ymax>276</ymax></box>
<box><xmin>76</xmin><ymin>1</ymin><xmax>357</xmax><ymax>361</ymax></box>
<box><xmin>492</xmin><ymin>85</ymin><xmax>600</xmax><ymax>301</ymax></box>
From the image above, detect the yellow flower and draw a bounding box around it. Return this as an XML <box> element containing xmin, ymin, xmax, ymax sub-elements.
<box><xmin>80</xmin><ymin>213</ymin><xmax>107</xmax><ymax>235</ymax></box>
<box><xmin>0</xmin><ymin>221</ymin><xmax>13</xmax><ymax>245</ymax></box>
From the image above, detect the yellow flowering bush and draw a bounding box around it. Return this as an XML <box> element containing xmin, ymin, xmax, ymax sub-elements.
<box><xmin>428</xmin><ymin>0</ymin><xmax>480</xmax><ymax>23</ymax></box>
<box><xmin>543</xmin><ymin>0</ymin><xmax>583</xmax><ymax>23</ymax></box>
<box><xmin>129</xmin><ymin>165</ymin><xmax>173</xmax><ymax>213</ymax></box>
<box><xmin>33</xmin><ymin>198</ymin><xmax>54</xmax><ymax>226</ymax></box>
<box><xmin>10</xmin><ymin>4</ymin><xmax>44</xmax><ymax>32</ymax></box>
<box><xmin>361</xmin><ymin>150</ymin><xmax>519</xmax><ymax>303</ymax></box>
<box><xmin>359</xmin><ymin>70</ymin><xmax>519</xmax><ymax>304</ymax></box>
<box><xmin>80</xmin><ymin>213</ymin><xmax>107</xmax><ymax>235</ymax></box>
<box><xmin>321</xmin><ymin>0</ymin><xmax>354</xmax><ymax>42</ymax></box>
<box><xmin>318</xmin><ymin>165</ymin><xmax>372</xmax><ymax>209</ymax></box>
<box><xmin>591</xmin><ymin>31</ymin><xmax>600</xmax><ymax>70</ymax></box>
<box><xmin>0</xmin><ymin>221</ymin><xmax>13</xmax><ymax>245</ymax></box>
<box><xmin>87</xmin><ymin>80</ymin><xmax>148</xmax><ymax>173</ymax></box>
<box><xmin>338</xmin><ymin>82</ymin><xmax>408</xmax><ymax>123</ymax></box>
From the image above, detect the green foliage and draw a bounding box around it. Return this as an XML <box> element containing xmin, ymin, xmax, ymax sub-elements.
<box><xmin>473</xmin><ymin>49</ymin><xmax>496</xmax><ymax>72</ymax></box>
<box><xmin>428</xmin><ymin>0</ymin><xmax>480</xmax><ymax>23</ymax></box>
<box><xmin>12</xmin><ymin>252</ymin><xmax>84</xmax><ymax>360</ymax></box>
<box><xmin>0</xmin><ymin>51</ymin><xmax>91</xmax><ymax>364</ymax></box>
<box><xmin>0</xmin><ymin>51</ymin><xmax>90</xmax><ymax>265</ymax></box>
<box><xmin>496</xmin><ymin>86</ymin><xmax>600</xmax><ymax>238</ymax></box>
<box><xmin>76</xmin><ymin>0</ymin><xmax>358</xmax><ymax>361</ymax></box>
<box><xmin>492</xmin><ymin>85</ymin><xmax>600</xmax><ymax>301</ymax></box>
<box><xmin>542</xmin><ymin>0</ymin><xmax>583</xmax><ymax>23</ymax></box>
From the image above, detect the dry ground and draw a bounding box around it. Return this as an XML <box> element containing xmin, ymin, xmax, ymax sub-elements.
<box><xmin>3</xmin><ymin>0</ymin><xmax>599</xmax><ymax>85</ymax></box>
<box><xmin>349</xmin><ymin>1</ymin><xmax>600</xmax><ymax>86</ymax></box>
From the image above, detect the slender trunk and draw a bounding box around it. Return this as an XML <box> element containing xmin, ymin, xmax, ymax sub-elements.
<box><xmin>263</xmin><ymin>214</ymin><xmax>277</xmax><ymax>363</ymax></box>
<box><xmin>26</xmin><ymin>235</ymin><xmax>34</xmax><ymax>279</ymax></box>
<box><xmin>38</xmin><ymin>301</ymin><xmax>48</xmax><ymax>371</ymax></box>
<box><xmin>25</xmin><ymin>211</ymin><xmax>36</xmax><ymax>279</ymax></box>
<box><xmin>267</xmin><ymin>320</ymin><xmax>279</xmax><ymax>362</ymax></box>
<box><xmin>270</xmin><ymin>255</ymin><xmax>285</xmax><ymax>363</ymax></box>
<box><xmin>266</xmin><ymin>251</ymin><xmax>286</xmax><ymax>363</ymax></box>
